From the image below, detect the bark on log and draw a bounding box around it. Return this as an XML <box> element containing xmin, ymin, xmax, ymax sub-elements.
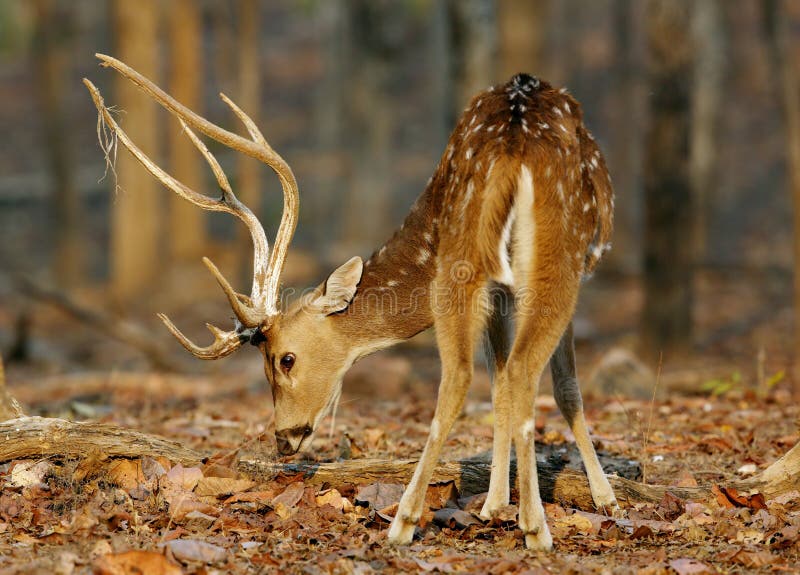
<box><xmin>0</xmin><ymin>416</ymin><xmax>796</xmax><ymax>513</ymax></box>
<box><xmin>0</xmin><ymin>417</ymin><xmax>200</xmax><ymax>466</ymax></box>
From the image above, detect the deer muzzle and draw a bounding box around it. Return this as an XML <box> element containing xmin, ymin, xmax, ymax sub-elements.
<box><xmin>275</xmin><ymin>424</ymin><xmax>313</xmax><ymax>455</ymax></box>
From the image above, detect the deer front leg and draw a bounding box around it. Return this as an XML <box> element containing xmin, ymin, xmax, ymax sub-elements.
<box><xmin>388</xmin><ymin>284</ymin><xmax>483</xmax><ymax>545</ymax></box>
<box><xmin>551</xmin><ymin>323</ymin><xmax>620</xmax><ymax>516</ymax></box>
<box><xmin>387</xmin><ymin>358</ymin><xmax>473</xmax><ymax>544</ymax></box>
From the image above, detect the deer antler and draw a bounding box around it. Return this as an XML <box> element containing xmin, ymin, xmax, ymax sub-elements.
<box><xmin>84</xmin><ymin>54</ymin><xmax>299</xmax><ymax>359</ymax></box>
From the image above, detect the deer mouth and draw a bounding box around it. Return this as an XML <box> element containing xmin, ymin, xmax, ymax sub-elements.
<box><xmin>275</xmin><ymin>425</ymin><xmax>313</xmax><ymax>455</ymax></box>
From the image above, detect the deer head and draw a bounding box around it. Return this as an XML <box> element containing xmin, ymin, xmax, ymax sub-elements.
<box><xmin>85</xmin><ymin>54</ymin><xmax>365</xmax><ymax>454</ymax></box>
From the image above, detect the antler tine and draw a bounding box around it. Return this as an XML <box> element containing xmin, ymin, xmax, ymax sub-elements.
<box><xmin>157</xmin><ymin>314</ymin><xmax>245</xmax><ymax>360</ymax></box>
<box><xmin>96</xmin><ymin>53</ymin><xmax>298</xmax><ymax>316</ymax></box>
<box><xmin>84</xmin><ymin>79</ymin><xmax>269</xmax><ymax>329</ymax></box>
<box><xmin>219</xmin><ymin>93</ymin><xmax>299</xmax><ymax>311</ymax></box>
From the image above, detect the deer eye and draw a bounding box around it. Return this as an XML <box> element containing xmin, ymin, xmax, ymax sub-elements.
<box><xmin>280</xmin><ymin>353</ymin><xmax>296</xmax><ymax>373</ymax></box>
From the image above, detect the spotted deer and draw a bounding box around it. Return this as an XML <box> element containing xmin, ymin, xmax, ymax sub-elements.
<box><xmin>85</xmin><ymin>54</ymin><xmax>619</xmax><ymax>550</ymax></box>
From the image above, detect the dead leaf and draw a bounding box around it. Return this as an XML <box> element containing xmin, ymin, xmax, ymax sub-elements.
<box><xmin>168</xmin><ymin>498</ymin><xmax>219</xmax><ymax>522</ymax></box>
<box><xmin>272</xmin><ymin>482</ymin><xmax>305</xmax><ymax>509</ymax></box>
<box><xmin>457</xmin><ymin>493</ymin><xmax>487</xmax><ymax>514</ymax></box>
<box><xmin>713</xmin><ymin>485</ymin><xmax>767</xmax><ymax>510</ymax></box>
<box><xmin>363</xmin><ymin>428</ymin><xmax>385</xmax><ymax>449</ymax></box>
<box><xmin>106</xmin><ymin>460</ymin><xmax>145</xmax><ymax>491</ymax></box>
<box><xmin>425</xmin><ymin>482</ymin><xmax>458</xmax><ymax>510</ymax></box>
<box><xmin>194</xmin><ymin>477</ymin><xmax>254</xmax><ymax>498</ymax></box>
<box><xmin>93</xmin><ymin>550</ymin><xmax>182</xmax><ymax>575</ymax></box>
<box><xmin>355</xmin><ymin>483</ymin><xmax>405</xmax><ymax>510</ymax></box>
<box><xmin>316</xmin><ymin>488</ymin><xmax>346</xmax><ymax>511</ymax></box>
<box><xmin>726</xmin><ymin>548</ymin><xmax>775</xmax><ymax>569</ymax></box>
<box><xmin>163</xmin><ymin>539</ymin><xmax>227</xmax><ymax>564</ymax></box>
<box><xmin>671</xmin><ymin>469</ymin><xmax>699</xmax><ymax>487</ymax></box>
<box><xmin>164</xmin><ymin>465</ymin><xmax>203</xmax><ymax>491</ymax></box>
<box><xmin>489</xmin><ymin>504</ymin><xmax>518</xmax><ymax>524</ymax></box>
<box><xmin>432</xmin><ymin>509</ymin><xmax>481</xmax><ymax>530</ymax></box>
<box><xmin>553</xmin><ymin>512</ymin><xmax>596</xmax><ymax>535</ymax></box>
<box><xmin>202</xmin><ymin>464</ymin><xmax>238</xmax><ymax>479</ymax></box>
<box><xmin>668</xmin><ymin>558</ymin><xmax>714</xmax><ymax>575</ymax></box>
<box><xmin>10</xmin><ymin>460</ymin><xmax>51</xmax><ymax>489</ymax></box>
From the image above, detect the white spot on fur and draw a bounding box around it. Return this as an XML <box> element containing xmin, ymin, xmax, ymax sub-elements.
<box><xmin>416</xmin><ymin>248</ymin><xmax>431</xmax><ymax>265</ymax></box>
<box><xmin>387</xmin><ymin>279</ymin><xmax>398</xmax><ymax>287</ymax></box>
<box><xmin>465</xmin><ymin>148</ymin><xmax>473</xmax><ymax>160</ymax></box>
<box><xmin>522</xmin><ymin>419</ymin><xmax>535</xmax><ymax>439</ymax></box>
<box><xmin>583</xmin><ymin>202</ymin><xmax>590</xmax><ymax>213</ymax></box>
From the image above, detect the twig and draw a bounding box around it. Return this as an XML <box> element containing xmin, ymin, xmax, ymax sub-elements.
<box><xmin>15</xmin><ymin>275</ymin><xmax>185</xmax><ymax>372</ymax></box>
<box><xmin>0</xmin><ymin>355</ymin><xmax>25</xmax><ymax>420</ymax></box>
<box><xmin>642</xmin><ymin>351</ymin><xmax>663</xmax><ymax>484</ymax></box>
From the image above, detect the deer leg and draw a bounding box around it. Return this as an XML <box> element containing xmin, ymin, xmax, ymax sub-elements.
<box><xmin>550</xmin><ymin>322</ymin><xmax>621</xmax><ymax>516</ymax></box>
<box><xmin>388</xmin><ymin>280</ymin><xmax>487</xmax><ymax>545</ymax></box>
<box><xmin>506</xmin><ymin>296</ymin><xmax>581</xmax><ymax>551</ymax></box>
<box><xmin>480</xmin><ymin>286</ymin><xmax>513</xmax><ymax>520</ymax></box>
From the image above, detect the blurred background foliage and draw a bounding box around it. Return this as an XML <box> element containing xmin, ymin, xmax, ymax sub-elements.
<box><xmin>0</xmin><ymin>0</ymin><xmax>798</xmax><ymax>392</ymax></box>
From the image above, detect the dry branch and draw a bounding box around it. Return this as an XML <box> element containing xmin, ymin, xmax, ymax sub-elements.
<box><xmin>16</xmin><ymin>276</ymin><xmax>184</xmax><ymax>372</ymax></box>
<box><xmin>0</xmin><ymin>416</ymin><xmax>797</xmax><ymax>512</ymax></box>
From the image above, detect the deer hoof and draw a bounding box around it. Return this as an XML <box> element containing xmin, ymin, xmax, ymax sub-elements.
<box><xmin>387</xmin><ymin>516</ymin><xmax>416</xmax><ymax>545</ymax></box>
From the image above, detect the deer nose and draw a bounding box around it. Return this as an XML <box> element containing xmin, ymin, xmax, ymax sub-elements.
<box><xmin>275</xmin><ymin>425</ymin><xmax>312</xmax><ymax>455</ymax></box>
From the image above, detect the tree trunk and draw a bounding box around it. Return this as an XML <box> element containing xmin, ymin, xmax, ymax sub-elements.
<box><xmin>310</xmin><ymin>0</ymin><xmax>349</xmax><ymax>255</ymax></box>
<box><xmin>341</xmin><ymin>1</ymin><xmax>403</xmax><ymax>252</ymax></box>
<box><xmin>32</xmin><ymin>0</ymin><xmax>82</xmax><ymax>288</ymax></box>
<box><xmin>641</xmin><ymin>0</ymin><xmax>694</xmax><ymax>360</ymax></box>
<box><xmin>604</xmin><ymin>0</ymin><xmax>643</xmax><ymax>273</ymax></box>
<box><xmin>168</xmin><ymin>0</ymin><xmax>205</xmax><ymax>262</ymax></box>
<box><xmin>235</xmin><ymin>0</ymin><xmax>263</xmax><ymax>288</ymax></box>
<box><xmin>497</xmin><ymin>0</ymin><xmax>549</xmax><ymax>81</ymax></box>
<box><xmin>447</xmin><ymin>0</ymin><xmax>497</xmax><ymax>111</ymax></box>
<box><xmin>111</xmin><ymin>0</ymin><xmax>161</xmax><ymax>302</ymax></box>
<box><xmin>690</xmin><ymin>0</ymin><xmax>725</xmax><ymax>264</ymax></box>
<box><xmin>765</xmin><ymin>0</ymin><xmax>800</xmax><ymax>396</ymax></box>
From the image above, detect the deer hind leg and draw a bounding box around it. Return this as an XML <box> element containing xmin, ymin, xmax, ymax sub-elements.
<box><xmin>550</xmin><ymin>322</ymin><xmax>621</xmax><ymax>516</ymax></box>
<box><xmin>479</xmin><ymin>285</ymin><xmax>514</xmax><ymax>520</ymax></box>
<box><xmin>387</xmin><ymin>277</ymin><xmax>489</xmax><ymax>545</ymax></box>
<box><xmin>506</xmin><ymin>283</ymin><xmax>586</xmax><ymax>551</ymax></box>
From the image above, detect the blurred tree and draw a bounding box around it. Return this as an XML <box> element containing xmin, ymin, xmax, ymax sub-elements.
<box><xmin>32</xmin><ymin>0</ymin><xmax>82</xmax><ymax>288</ymax></box>
<box><xmin>641</xmin><ymin>0</ymin><xmax>694</xmax><ymax>359</ymax></box>
<box><xmin>690</xmin><ymin>0</ymin><xmax>725</xmax><ymax>263</ymax></box>
<box><xmin>111</xmin><ymin>0</ymin><xmax>161</xmax><ymax>303</ymax></box>
<box><xmin>168</xmin><ymin>0</ymin><xmax>205</xmax><ymax>262</ymax></box>
<box><xmin>311</xmin><ymin>0</ymin><xmax>349</xmax><ymax>255</ymax></box>
<box><xmin>605</xmin><ymin>0</ymin><xmax>643</xmax><ymax>273</ymax></box>
<box><xmin>765</xmin><ymin>0</ymin><xmax>800</xmax><ymax>393</ymax></box>
<box><xmin>448</xmin><ymin>0</ymin><xmax>496</xmax><ymax>112</ymax></box>
<box><xmin>341</xmin><ymin>1</ymin><xmax>406</xmax><ymax>253</ymax></box>
<box><xmin>235</xmin><ymin>0</ymin><xmax>263</xmax><ymax>286</ymax></box>
<box><xmin>497</xmin><ymin>0</ymin><xmax>549</xmax><ymax>81</ymax></box>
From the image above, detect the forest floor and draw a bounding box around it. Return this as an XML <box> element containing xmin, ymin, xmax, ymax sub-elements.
<box><xmin>0</xmin><ymin>273</ymin><xmax>798</xmax><ymax>574</ymax></box>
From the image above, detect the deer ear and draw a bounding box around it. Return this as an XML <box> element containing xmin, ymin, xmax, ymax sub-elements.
<box><xmin>312</xmin><ymin>256</ymin><xmax>363</xmax><ymax>314</ymax></box>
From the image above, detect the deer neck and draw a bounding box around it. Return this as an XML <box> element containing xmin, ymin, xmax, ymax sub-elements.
<box><xmin>334</xmin><ymin>188</ymin><xmax>439</xmax><ymax>354</ymax></box>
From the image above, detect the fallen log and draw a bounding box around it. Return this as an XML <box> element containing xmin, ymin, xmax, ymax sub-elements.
<box><xmin>0</xmin><ymin>416</ymin><xmax>796</xmax><ymax>512</ymax></box>
<box><xmin>0</xmin><ymin>417</ymin><xmax>200</xmax><ymax>466</ymax></box>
